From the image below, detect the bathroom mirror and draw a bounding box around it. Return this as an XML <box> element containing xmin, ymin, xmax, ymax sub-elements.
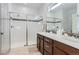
<box><xmin>47</xmin><ymin>3</ymin><xmax>79</xmax><ymax>37</ymax></box>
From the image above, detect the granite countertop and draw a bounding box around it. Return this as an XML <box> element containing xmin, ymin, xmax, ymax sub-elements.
<box><xmin>37</xmin><ymin>32</ymin><xmax>79</xmax><ymax>49</ymax></box>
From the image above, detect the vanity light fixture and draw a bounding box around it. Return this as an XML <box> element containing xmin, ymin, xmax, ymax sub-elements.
<box><xmin>48</xmin><ymin>3</ymin><xmax>62</xmax><ymax>11</ymax></box>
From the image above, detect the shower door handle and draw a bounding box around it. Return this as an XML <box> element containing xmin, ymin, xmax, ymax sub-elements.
<box><xmin>11</xmin><ymin>26</ymin><xmax>14</xmax><ymax>28</ymax></box>
<box><xmin>0</xmin><ymin>32</ymin><xmax>4</xmax><ymax>35</ymax></box>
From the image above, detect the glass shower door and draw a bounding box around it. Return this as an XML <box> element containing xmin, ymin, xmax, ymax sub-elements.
<box><xmin>27</xmin><ymin>21</ymin><xmax>42</xmax><ymax>45</ymax></box>
<box><xmin>27</xmin><ymin>16</ymin><xmax>43</xmax><ymax>45</ymax></box>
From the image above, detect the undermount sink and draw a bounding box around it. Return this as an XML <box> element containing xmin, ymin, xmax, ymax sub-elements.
<box><xmin>62</xmin><ymin>35</ymin><xmax>79</xmax><ymax>43</ymax></box>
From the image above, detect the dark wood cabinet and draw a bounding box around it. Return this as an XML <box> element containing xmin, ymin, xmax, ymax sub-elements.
<box><xmin>54</xmin><ymin>40</ymin><xmax>79</xmax><ymax>55</ymax></box>
<box><xmin>44</xmin><ymin>41</ymin><xmax>52</xmax><ymax>54</ymax></box>
<box><xmin>40</xmin><ymin>39</ymin><xmax>44</xmax><ymax>54</ymax></box>
<box><xmin>53</xmin><ymin>46</ymin><xmax>66</xmax><ymax>55</ymax></box>
<box><xmin>54</xmin><ymin>40</ymin><xmax>68</xmax><ymax>55</ymax></box>
<box><xmin>44</xmin><ymin>37</ymin><xmax>53</xmax><ymax>55</ymax></box>
<box><xmin>37</xmin><ymin>33</ymin><xmax>79</xmax><ymax>55</ymax></box>
<box><xmin>37</xmin><ymin>34</ymin><xmax>54</xmax><ymax>55</ymax></box>
<box><xmin>44</xmin><ymin>37</ymin><xmax>53</xmax><ymax>44</ymax></box>
<box><xmin>44</xmin><ymin>50</ymin><xmax>51</xmax><ymax>55</ymax></box>
<box><xmin>37</xmin><ymin>34</ymin><xmax>44</xmax><ymax>54</ymax></box>
<box><xmin>37</xmin><ymin>36</ymin><xmax>40</xmax><ymax>51</ymax></box>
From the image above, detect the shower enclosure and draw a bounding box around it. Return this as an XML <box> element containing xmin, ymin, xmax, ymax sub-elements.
<box><xmin>0</xmin><ymin>3</ymin><xmax>43</xmax><ymax>54</ymax></box>
<box><xmin>10</xmin><ymin>12</ymin><xmax>43</xmax><ymax>48</ymax></box>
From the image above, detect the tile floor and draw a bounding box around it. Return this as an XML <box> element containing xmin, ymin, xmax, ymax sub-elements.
<box><xmin>8</xmin><ymin>45</ymin><xmax>41</xmax><ymax>55</ymax></box>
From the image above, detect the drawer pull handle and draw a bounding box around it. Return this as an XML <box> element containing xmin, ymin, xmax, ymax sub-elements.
<box><xmin>45</xmin><ymin>39</ymin><xmax>50</xmax><ymax>42</ymax></box>
<box><xmin>45</xmin><ymin>45</ymin><xmax>49</xmax><ymax>48</ymax></box>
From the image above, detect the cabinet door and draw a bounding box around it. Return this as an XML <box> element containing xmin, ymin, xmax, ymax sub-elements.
<box><xmin>37</xmin><ymin>34</ymin><xmax>44</xmax><ymax>54</ymax></box>
<box><xmin>54</xmin><ymin>46</ymin><xmax>66</xmax><ymax>55</ymax></box>
<box><xmin>37</xmin><ymin>37</ymin><xmax>40</xmax><ymax>51</ymax></box>
<box><xmin>44</xmin><ymin>50</ymin><xmax>50</xmax><ymax>55</ymax></box>
<box><xmin>54</xmin><ymin>40</ymin><xmax>79</xmax><ymax>55</ymax></box>
<box><xmin>40</xmin><ymin>39</ymin><xmax>43</xmax><ymax>54</ymax></box>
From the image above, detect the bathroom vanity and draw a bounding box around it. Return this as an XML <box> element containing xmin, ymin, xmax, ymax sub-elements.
<box><xmin>37</xmin><ymin>32</ymin><xmax>79</xmax><ymax>55</ymax></box>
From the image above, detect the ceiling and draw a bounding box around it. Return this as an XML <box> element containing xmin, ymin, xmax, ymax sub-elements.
<box><xmin>62</xmin><ymin>3</ymin><xmax>77</xmax><ymax>10</ymax></box>
<box><xmin>24</xmin><ymin>3</ymin><xmax>45</xmax><ymax>10</ymax></box>
<box><xmin>12</xmin><ymin>3</ymin><xmax>46</xmax><ymax>11</ymax></box>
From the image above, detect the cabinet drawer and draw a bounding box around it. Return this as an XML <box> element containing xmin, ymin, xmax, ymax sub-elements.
<box><xmin>44</xmin><ymin>41</ymin><xmax>52</xmax><ymax>54</ymax></box>
<box><xmin>44</xmin><ymin>37</ymin><xmax>52</xmax><ymax>44</ymax></box>
<box><xmin>37</xmin><ymin>34</ymin><xmax>43</xmax><ymax>39</ymax></box>
<box><xmin>54</xmin><ymin>40</ymin><xmax>79</xmax><ymax>55</ymax></box>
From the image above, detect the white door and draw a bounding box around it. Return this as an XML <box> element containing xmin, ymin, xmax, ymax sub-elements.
<box><xmin>0</xmin><ymin>19</ymin><xmax>10</xmax><ymax>54</ymax></box>
<box><xmin>11</xmin><ymin>20</ymin><xmax>26</xmax><ymax>48</ymax></box>
<box><xmin>0</xmin><ymin>3</ymin><xmax>10</xmax><ymax>54</ymax></box>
